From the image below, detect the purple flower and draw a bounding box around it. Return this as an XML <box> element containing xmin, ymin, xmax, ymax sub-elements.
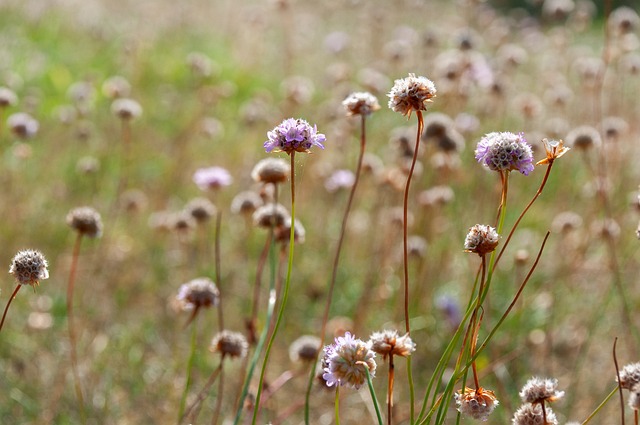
<box><xmin>474</xmin><ymin>132</ymin><xmax>534</xmax><ymax>175</ymax></box>
<box><xmin>264</xmin><ymin>118</ymin><xmax>326</xmax><ymax>154</ymax></box>
<box><xmin>324</xmin><ymin>169</ymin><xmax>355</xmax><ymax>192</ymax></box>
<box><xmin>193</xmin><ymin>166</ymin><xmax>233</xmax><ymax>191</ymax></box>
<box><xmin>322</xmin><ymin>332</ymin><xmax>376</xmax><ymax>389</ymax></box>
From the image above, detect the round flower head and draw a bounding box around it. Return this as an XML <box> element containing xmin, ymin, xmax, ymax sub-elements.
<box><xmin>7</xmin><ymin>112</ymin><xmax>39</xmax><ymax>139</ymax></box>
<box><xmin>519</xmin><ymin>377</ymin><xmax>565</xmax><ymax>404</ymax></box>
<box><xmin>342</xmin><ymin>92</ymin><xmax>381</xmax><ymax>116</ymax></box>
<box><xmin>193</xmin><ymin>166</ymin><xmax>233</xmax><ymax>191</ymax></box>
<box><xmin>111</xmin><ymin>98</ymin><xmax>143</xmax><ymax>121</ymax></box>
<box><xmin>455</xmin><ymin>387</ymin><xmax>499</xmax><ymax>421</ymax></box>
<box><xmin>565</xmin><ymin>125</ymin><xmax>601</xmax><ymax>150</ymax></box>
<box><xmin>9</xmin><ymin>250</ymin><xmax>49</xmax><ymax>287</ymax></box>
<box><xmin>251</xmin><ymin>157</ymin><xmax>291</xmax><ymax>184</ymax></box>
<box><xmin>264</xmin><ymin>118</ymin><xmax>326</xmax><ymax>154</ymax></box>
<box><xmin>475</xmin><ymin>132</ymin><xmax>534</xmax><ymax>175</ymax></box>
<box><xmin>177</xmin><ymin>277</ymin><xmax>220</xmax><ymax>311</ymax></box>
<box><xmin>618</xmin><ymin>362</ymin><xmax>640</xmax><ymax>389</ymax></box>
<box><xmin>274</xmin><ymin>217</ymin><xmax>305</xmax><ymax>244</ymax></box>
<box><xmin>369</xmin><ymin>329</ymin><xmax>416</xmax><ymax>359</ymax></box>
<box><xmin>66</xmin><ymin>206</ymin><xmax>103</xmax><ymax>238</ymax></box>
<box><xmin>512</xmin><ymin>403</ymin><xmax>558</xmax><ymax>425</ymax></box>
<box><xmin>184</xmin><ymin>197</ymin><xmax>217</xmax><ymax>224</ymax></box>
<box><xmin>387</xmin><ymin>73</ymin><xmax>437</xmax><ymax>117</ymax></box>
<box><xmin>102</xmin><ymin>75</ymin><xmax>131</xmax><ymax>99</ymax></box>
<box><xmin>0</xmin><ymin>87</ymin><xmax>17</xmax><ymax>108</ymax></box>
<box><xmin>230</xmin><ymin>191</ymin><xmax>263</xmax><ymax>216</ymax></box>
<box><xmin>322</xmin><ymin>332</ymin><xmax>376</xmax><ymax>389</ymax></box>
<box><xmin>464</xmin><ymin>224</ymin><xmax>500</xmax><ymax>256</ymax></box>
<box><xmin>289</xmin><ymin>335</ymin><xmax>322</xmax><ymax>363</ymax></box>
<box><xmin>210</xmin><ymin>330</ymin><xmax>249</xmax><ymax>359</ymax></box>
<box><xmin>252</xmin><ymin>203</ymin><xmax>290</xmax><ymax>229</ymax></box>
<box><xmin>324</xmin><ymin>169</ymin><xmax>355</xmax><ymax>192</ymax></box>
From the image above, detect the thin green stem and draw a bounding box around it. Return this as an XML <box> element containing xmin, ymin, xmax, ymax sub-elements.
<box><xmin>178</xmin><ymin>317</ymin><xmax>198</xmax><ymax>423</ymax></box>
<box><xmin>335</xmin><ymin>386</ymin><xmax>341</xmax><ymax>425</ymax></box>
<box><xmin>581</xmin><ymin>387</ymin><xmax>617</xmax><ymax>425</ymax></box>
<box><xmin>0</xmin><ymin>284</ymin><xmax>21</xmax><ymax>332</ymax></box>
<box><xmin>214</xmin><ymin>211</ymin><xmax>224</xmax><ymax>332</ymax></box>
<box><xmin>363</xmin><ymin>365</ymin><xmax>383</xmax><ymax>425</ymax></box>
<box><xmin>251</xmin><ymin>152</ymin><xmax>297</xmax><ymax>425</ymax></box>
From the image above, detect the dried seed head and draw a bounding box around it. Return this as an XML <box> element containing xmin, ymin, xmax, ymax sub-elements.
<box><xmin>0</xmin><ymin>87</ymin><xmax>18</xmax><ymax>108</ymax></box>
<box><xmin>618</xmin><ymin>363</ymin><xmax>640</xmax><ymax>389</ymax></box>
<box><xmin>388</xmin><ymin>73</ymin><xmax>437</xmax><ymax>117</ymax></box>
<box><xmin>289</xmin><ymin>335</ymin><xmax>322</xmax><ymax>363</ymax></box>
<box><xmin>519</xmin><ymin>377</ymin><xmax>565</xmax><ymax>404</ymax></box>
<box><xmin>184</xmin><ymin>197</ymin><xmax>217</xmax><ymax>224</ymax></box>
<box><xmin>464</xmin><ymin>224</ymin><xmax>499</xmax><ymax>256</ymax></box>
<box><xmin>274</xmin><ymin>218</ymin><xmax>305</xmax><ymax>244</ymax></box>
<box><xmin>455</xmin><ymin>387</ymin><xmax>500</xmax><ymax>421</ymax></box>
<box><xmin>102</xmin><ymin>75</ymin><xmax>131</xmax><ymax>99</ymax></box>
<box><xmin>342</xmin><ymin>91</ymin><xmax>380</xmax><ymax>116</ymax></box>
<box><xmin>251</xmin><ymin>158</ymin><xmax>291</xmax><ymax>184</ymax></box>
<box><xmin>322</xmin><ymin>332</ymin><xmax>376</xmax><ymax>389</ymax></box>
<box><xmin>565</xmin><ymin>125</ymin><xmax>601</xmax><ymax>150</ymax></box>
<box><xmin>512</xmin><ymin>403</ymin><xmax>558</xmax><ymax>425</ymax></box>
<box><xmin>7</xmin><ymin>112</ymin><xmax>39</xmax><ymax>139</ymax></box>
<box><xmin>629</xmin><ymin>383</ymin><xmax>640</xmax><ymax>410</ymax></box>
<box><xmin>170</xmin><ymin>211</ymin><xmax>197</xmax><ymax>234</ymax></box>
<box><xmin>369</xmin><ymin>329</ymin><xmax>416</xmax><ymax>359</ymax></box>
<box><xmin>111</xmin><ymin>98</ymin><xmax>143</xmax><ymax>121</ymax></box>
<box><xmin>407</xmin><ymin>236</ymin><xmax>428</xmax><ymax>258</ymax></box>
<box><xmin>210</xmin><ymin>330</ymin><xmax>249</xmax><ymax>359</ymax></box>
<box><xmin>177</xmin><ymin>277</ymin><xmax>219</xmax><ymax>310</ymax></box>
<box><xmin>230</xmin><ymin>191</ymin><xmax>263</xmax><ymax>216</ymax></box>
<box><xmin>66</xmin><ymin>207</ymin><xmax>103</xmax><ymax>238</ymax></box>
<box><xmin>9</xmin><ymin>250</ymin><xmax>49</xmax><ymax>287</ymax></box>
<box><xmin>120</xmin><ymin>189</ymin><xmax>148</xmax><ymax>213</ymax></box>
<box><xmin>418</xmin><ymin>185</ymin><xmax>455</xmax><ymax>207</ymax></box>
<box><xmin>252</xmin><ymin>203</ymin><xmax>289</xmax><ymax>229</ymax></box>
<box><xmin>608</xmin><ymin>6</ymin><xmax>640</xmax><ymax>35</ymax></box>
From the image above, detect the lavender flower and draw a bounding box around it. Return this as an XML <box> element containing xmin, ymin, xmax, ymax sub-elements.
<box><xmin>475</xmin><ymin>132</ymin><xmax>534</xmax><ymax>175</ymax></box>
<box><xmin>324</xmin><ymin>169</ymin><xmax>355</xmax><ymax>192</ymax></box>
<box><xmin>322</xmin><ymin>332</ymin><xmax>376</xmax><ymax>389</ymax></box>
<box><xmin>264</xmin><ymin>118</ymin><xmax>325</xmax><ymax>154</ymax></box>
<box><xmin>193</xmin><ymin>166</ymin><xmax>233</xmax><ymax>191</ymax></box>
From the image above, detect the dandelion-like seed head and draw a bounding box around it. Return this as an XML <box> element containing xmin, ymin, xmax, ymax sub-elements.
<box><xmin>475</xmin><ymin>132</ymin><xmax>534</xmax><ymax>175</ymax></box>
<box><xmin>519</xmin><ymin>377</ymin><xmax>565</xmax><ymax>404</ymax></box>
<box><xmin>264</xmin><ymin>118</ymin><xmax>326</xmax><ymax>154</ymax></box>
<box><xmin>7</xmin><ymin>112</ymin><xmax>39</xmax><ymax>139</ymax></box>
<box><xmin>251</xmin><ymin>158</ymin><xmax>291</xmax><ymax>185</ymax></box>
<box><xmin>252</xmin><ymin>203</ymin><xmax>290</xmax><ymax>229</ymax></box>
<box><xmin>177</xmin><ymin>277</ymin><xmax>219</xmax><ymax>311</ymax></box>
<box><xmin>618</xmin><ymin>363</ymin><xmax>640</xmax><ymax>389</ymax></box>
<box><xmin>565</xmin><ymin>125</ymin><xmax>601</xmax><ymax>150</ymax></box>
<box><xmin>322</xmin><ymin>332</ymin><xmax>376</xmax><ymax>389</ymax></box>
<box><xmin>369</xmin><ymin>329</ymin><xmax>416</xmax><ymax>359</ymax></box>
<box><xmin>0</xmin><ymin>87</ymin><xmax>18</xmax><ymax>108</ymax></box>
<box><xmin>388</xmin><ymin>73</ymin><xmax>437</xmax><ymax>118</ymax></box>
<box><xmin>464</xmin><ymin>224</ymin><xmax>500</xmax><ymax>256</ymax></box>
<box><xmin>289</xmin><ymin>335</ymin><xmax>322</xmax><ymax>363</ymax></box>
<box><xmin>66</xmin><ymin>206</ymin><xmax>103</xmax><ymax>238</ymax></box>
<box><xmin>342</xmin><ymin>92</ymin><xmax>380</xmax><ymax>116</ymax></box>
<box><xmin>210</xmin><ymin>330</ymin><xmax>249</xmax><ymax>359</ymax></box>
<box><xmin>455</xmin><ymin>387</ymin><xmax>500</xmax><ymax>422</ymax></box>
<box><xmin>185</xmin><ymin>197</ymin><xmax>217</xmax><ymax>224</ymax></box>
<box><xmin>111</xmin><ymin>98</ymin><xmax>143</xmax><ymax>121</ymax></box>
<box><xmin>230</xmin><ymin>191</ymin><xmax>263</xmax><ymax>216</ymax></box>
<box><xmin>193</xmin><ymin>166</ymin><xmax>233</xmax><ymax>191</ymax></box>
<box><xmin>9</xmin><ymin>250</ymin><xmax>49</xmax><ymax>287</ymax></box>
<box><xmin>512</xmin><ymin>403</ymin><xmax>558</xmax><ymax>425</ymax></box>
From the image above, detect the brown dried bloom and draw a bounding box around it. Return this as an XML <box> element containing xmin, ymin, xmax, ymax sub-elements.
<box><xmin>274</xmin><ymin>218</ymin><xmax>305</xmax><ymax>244</ymax></box>
<box><xmin>289</xmin><ymin>335</ymin><xmax>322</xmax><ymax>363</ymax></box>
<box><xmin>66</xmin><ymin>206</ymin><xmax>103</xmax><ymax>238</ymax></box>
<box><xmin>565</xmin><ymin>125</ymin><xmax>601</xmax><ymax>150</ymax></box>
<box><xmin>536</xmin><ymin>139</ymin><xmax>569</xmax><ymax>166</ymax></box>
<box><xmin>455</xmin><ymin>387</ymin><xmax>499</xmax><ymax>421</ymax></box>
<box><xmin>464</xmin><ymin>224</ymin><xmax>499</xmax><ymax>256</ymax></box>
<box><xmin>177</xmin><ymin>277</ymin><xmax>219</xmax><ymax>311</ymax></box>
<box><xmin>251</xmin><ymin>158</ymin><xmax>290</xmax><ymax>185</ymax></box>
<box><xmin>369</xmin><ymin>329</ymin><xmax>416</xmax><ymax>359</ymax></box>
<box><xmin>629</xmin><ymin>383</ymin><xmax>640</xmax><ymax>411</ymax></box>
<box><xmin>252</xmin><ymin>203</ymin><xmax>289</xmax><ymax>229</ymax></box>
<box><xmin>0</xmin><ymin>87</ymin><xmax>18</xmax><ymax>108</ymax></box>
<box><xmin>230</xmin><ymin>191</ymin><xmax>263</xmax><ymax>216</ymax></box>
<box><xmin>185</xmin><ymin>197</ymin><xmax>217</xmax><ymax>224</ymax></box>
<box><xmin>617</xmin><ymin>362</ymin><xmax>640</xmax><ymax>389</ymax></box>
<box><xmin>519</xmin><ymin>377</ymin><xmax>565</xmax><ymax>404</ymax></box>
<box><xmin>111</xmin><ymin>98</ymin><xmax>142</xmax><ymax>121</ymax></box>
<box><xmin>512</xmin><ymin>403</ymin><xmax>558</xmax><ymax>425</ymax></box>
<box><xmin>388</xmin><ymin>73</ymin><xmax>437</xmax><ymax>117</ymax></box>
<box><xmin>210</xmin><ymin>330</ymin><xmax>249</xmax><ymax>359</ymax></box>
<box><xmin>9</xmin><ymin>250</ymin><xmax>49</xmax><ymax>287</ymax></box>
<box><xmin>342</xmin><ymin>92</ymin><xmax>380</xmax><ymax>116</ymax></box>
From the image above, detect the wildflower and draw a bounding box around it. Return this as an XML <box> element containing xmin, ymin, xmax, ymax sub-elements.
<box><xmin>120</xmin><ymin>189</ymin><xmax>148</xmax><ymax>213</ymax></box>
<box><xmin>7</xmin><ymin>112</ymin><xmax>39</xmax><ymax>139</ymax></box>
<box><xmin>324</xmin><ymin>169</ymin><xmax>355</xmax><ymax>192</ymax></box>
<box><xmin>9</xmin><ymin>250</ymin><xmax>49</xmax><ymax>287</ymax></box>
<box><xmin>608</xmin><ymin>6</ymin><xmax>640</xmax><ymax>35</ymax></box>
<box><xmin>342</xmin><ymin>92</ymin><xmax>380</xmax><ymax>116</ymax></box>
<box><xmin>289</xmin><ymin>335</ymin><xmax>321</xmax><ymax>363</ymax></box>
<box><xmin>475</xmin><ymin>132</ymin><xmax>534</xmax><ymax>175</ymax></box>
<box><xmin>418</xmin><ymin>185</ymin><xmax>455</xmax><ymax>207</ymax></box>
<box><xmin>0</xmin><ymin>87</ymin><xmax>17</xmax><ymax>108</ymax></box>
<box><xmin>455</xmin><ymin>387</ymin><xmax>500</xmax><ymax>421</ymax></box>
<box><xmin>274</xmin><ymin>218</ymin><xmax>305</xmax><ymax>244</ymax></box>
<box><xmin>170</xmin><ymin>211</ymin><xmax>197</xmax><ymax>235</ymax></box>
<box><xmin>617</xmin><ymin>362</ymin><xmax>640</xmax><ymax>389</ymax></box>
<box><xmin>387</xmin><ymin>73</ymin><xmax>437</xmax><ymax>117</ymax></box>
<box><xmin>264</xmin><ymin>118</ymin><xmax>326</xmax><ymax>154</ymax></box>
<box><xmin>210</xmin><ymin>330</ymin><xmax>249</xmax><ymax>359</ymax></box>
<box><xmin>184</xmin><ymin>197</ymin><xmax>217</xmax><ymax>224</ymax></box>
<box><xmin>251</xmin><ymin>158</ymin><xmax>291</xmax><ymax>184</ymax></box>
<box><xmin>66</xmin><ymin>207</ymin><xmax>103</xmax><ymax>238</ymax></box>
<box><xmin>369</xmin><ymin>329</ymin><xmax>415</xmax><ymax>359</ymax></box>
<box><xmin>177</xmin><ymin>277</ymin><xmax>220</xmax><ymax>311</ymax></box>
<box><xmin>422</xmin><ymin>112</ymin><xmax>465</xmax><ymax>153</ymax></box>
<box><xmin>102</xmin><ymin>75</ymin><xmax>131</xmax><ymax>99</ymax></box>
<box><xmin>111</xmin><ymin>98</ymin><xmax>143</xmax><ymax>121</ymax></box>
<box><xmin>252</xmin><ymin>203</ymin><xmax>289</xmax><ymax>229</ymax></box>
<box><xmin>512</xmin><ymin>403</ymin><xmax>558</xmax><ymax>425</ymax></box>
<box><xmin>565</xmin><ymin>125</ymin><xmax>601</xmax><ymax>150</ymax></box>
<box><xmin>322</xmin><ymin>332</ymin><xmax>376</xmax><ymax>389</ymax></box>
<box><xmin>407</xmin><ymin>236</ymin><xmax>428</xmax><ymax>258</ymax></box>
<box><xmin>519</xmin><ymin>377</ymin><xmax>565</xmax><ymax>404</ymax></box>
<box><xmin>193</xmin><ymin>166</ymin><xmax>233</xmax><ymax>191</ymax></box>
<box><xmin>464</xmin><ymin>224</ymin><xmax>500</xmax><ymax>256</ymax></box>
<box><xmin>536</xmin><ymin>139</ymin><xmax>569</xmax><ymax>166</ymax></box>
<box><xmin>230</xmin><ymin>191</ymin><xmax>263</xmax><ymax>216</ymax></box>
<box><xmin>629</xmin><ymin>383</ymin><xmax>640</xmax><ymax>410</ymax></box>
<box><xmin>281</xmin><ymin>76</ymin><xmax>314</xmax><ymax>105</ymax></box>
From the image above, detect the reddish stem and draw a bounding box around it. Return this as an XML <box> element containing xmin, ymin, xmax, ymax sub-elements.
<box><xmin>0</xmin><ymin>284</ymin><xmax>22</xmax><ymax>332</ymax></box>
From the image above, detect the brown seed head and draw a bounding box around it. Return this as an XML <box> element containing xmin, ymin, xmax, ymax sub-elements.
<box><xmin>9</xmin><ymin>249</ymin><xmax>49</xmax><ymax>287</ymax></box>
<box><xmin>66</xmin><ymin>207</ymin><xmax>103</xmax><ymax>238</ymax></box>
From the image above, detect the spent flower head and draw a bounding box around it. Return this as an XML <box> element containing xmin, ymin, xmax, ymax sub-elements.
<box><xmin>512</xmin><ymin>403</ymin><xmax>558</xmax><ymax>425</ymax></box>
<box><xmin>66</xmin><ymin>207</ymin><xmax>103</xmax><ymax>238</ymax></box>
<box><xmin>618</xmin><ymin>362</ymin><xmax>640</xmax><ymax>389</ymax></box>
<box><xmin>251</xmin><ymin>157</ymin><xmax>291</xmax><ymax>184</ymax></box>
<box><xmin>8</xmin><ymin>112</ymin><xmax>39</xmax><ymax>139</ymax></box>
<box><xmin>111</xmin><ymin>98</ymin><xmax>143</xmax><ymax>121</ymax></box>
<box><xmin>369</xmin><ymin>329</ymin><xmax>416</xmax><ymax>359</ymax></box>
<box><xmin>9</xmin><ymin>250</ymin><xmax>49</xmax><ymax>288</ymax></box>
<box><xmin>464</xmin><ymin>224</ymin><xmax>500</xmax><ymax>256</ymax></box>
<box><xmin>475</xmin><ymin>132</ymin><xmax>534</xmax><ymax>175</ymax></box>
<box><xmin>388</xmin><ymin>73</ymin><xmax>437</xmax><ymax>117</ymax></box>
<box><xmin>342</xmin><ymin>92</ymin><xmax>380</xmax><ymax>116</ymax></box>
<box><xmin>210</xmin><ymin>330</ymin><xmax>249</xmax><ymax>359</ymax></box>
<box><xmin>264</xmin><ymin>118</ymin><xmax>325</xmax><ymax>154</ymax></box>
<box><xmin>519</xmin><ymin>377</ymin><xmax>565</xmax><ymax>404</ymax></box>
<box><xmin>322</xmin><ymin>332</ymin><xmax>376</xmax><ymax>389</ymax></box>
<box><xmin>289</xmin><ymin>335</ymin><xmax>322</xmax><ymax>363</ymax></box>
<box><xmin>177</xmin><ymin>277</ymin><xmax>220</xmax><ymax>311</ymax></box>
<box><xmin>455</xmin><ymin>387</ymin><xmax>500</xmax><ymax>421</ymax></box>
<box><xmin>536</xmin><ymin>139</ymin><xmax>569</xmax><ymax>166</ymax></box>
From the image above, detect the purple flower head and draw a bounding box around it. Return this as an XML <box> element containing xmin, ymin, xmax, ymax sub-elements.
<box><xmin>322</xmin><ymin>332</ymin><xmax>376</xmax><ymax>389</ymax></box>
<box><xmin>264</xmin><ymin>118</ymin><xmax>326</xmax><ymax>154</ymax></box>
<box><xmin>193</xmin><ymin>166</ymin><xmax>233</xmax><ymax>191</ymax></box>
<box><xmin>324</xmin><ymin>169</ymin><xmax>355</xmax><ymax>192</ymax></box>
<box><xmin>474</xmin><ymin>132</ymin><xmax>534</xmax><ymax>175</ymax></box>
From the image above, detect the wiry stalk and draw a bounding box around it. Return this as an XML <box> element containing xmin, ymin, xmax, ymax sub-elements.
<box><xmin>180</xmin><ymin>359</ymin><xmax>223</xmax><ymax>424</ymax></box>
<box><xmin>0</xmin><ymin>284</ymin><xmax>21</xmax><ymax>332</ymax></box>
<box><xmin>613</xmin><ymin>338</ymin><xmax>625</xmax><ymax>425</ymax></box>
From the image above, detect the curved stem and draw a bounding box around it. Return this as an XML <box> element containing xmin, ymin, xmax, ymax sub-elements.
<box><xmin>0</xmin><ymin>284</ymin><xmax>22</xmax><ymax>332</ymax></box>
<box><xmin>251</xmin><ymin>152</ymin><xmax>296</xmax><ymax>425</ymax></box>
<box><xmin>180</xmin><ymin>359</ymin><xmax>223</xmax><ymax>424</ymax></box>
<box><xmin>211</xmin><ymin>360</ymin><xmax>225</xmax><ymax>425</ymax></box>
